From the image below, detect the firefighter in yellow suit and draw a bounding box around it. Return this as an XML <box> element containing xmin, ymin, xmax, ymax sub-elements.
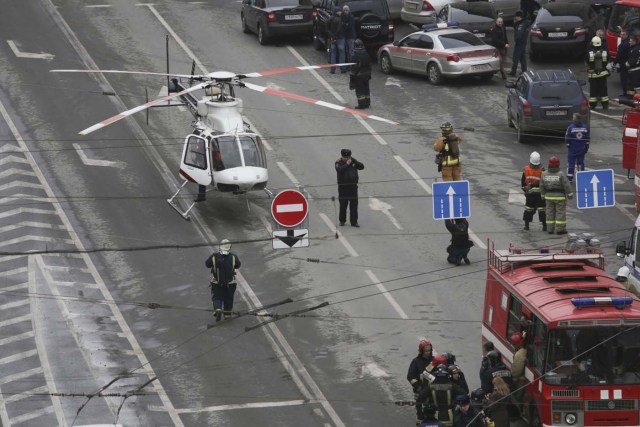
<box><xmin>434</xmin><ymin>122</ymin><xmax>461</xmax><ymax>181</ymax></box>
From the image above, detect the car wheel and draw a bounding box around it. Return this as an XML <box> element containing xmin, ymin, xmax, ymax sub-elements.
<box><xmin>241</xmin><ymin>14</ymin><xmax>250</xmax><ymax>34</ymax></box>
<box><xmin>517</xmin><ymin>116</ymin><xmax>526</xmax><ymax>143</ymax></box>
<box><xmin>258</xmin><ymin>24</ymin><xmax>268</xmax><ymax>45</ymax></box>
<box><xmin>380</xmin><ymin>52</ymin><xmax>393</xmax><ymax>74</ymax></box>
<box><xmin>313</xmin><ymin>25</ymin><xmax>324</xmax><ymax>51</ymax></box>
<box><xmin>427</xmin><ymin>63</ymin><xmax>443</xmax><ymax>85</ymax></box>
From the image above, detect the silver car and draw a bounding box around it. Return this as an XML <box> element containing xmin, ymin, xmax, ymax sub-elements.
<box><xmin>400</xmin><ymin>0</ymin><xmax>458</xmax><ymax>24</ymax></box>
<box><xmin>377</xmin><ymin>24</ymin><xmax>500</xmax><ymax>84</ymax></box>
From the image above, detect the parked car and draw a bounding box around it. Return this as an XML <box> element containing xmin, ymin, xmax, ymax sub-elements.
<box><xmin>505</xmin><ymin>69</ymin><xmax>590</xmax><ymax>143</ymax></box>
<box><xmin>436</xmin><ymin>2</ymin><xmax>498</xmax><ymax>45</ymax></box>
<box><xmin>312</xmin><ymin>0</ymin><xmax>394</xmax><ymax>54</ymax></box>
<box><xmin>241</xmin><ymin>0</ymin><xmax>316</xmax><ymax>45</ymax></box>
<box><xmin>401</xmin><ymin>0</ymin><xmax>458</xmax><ymax>24</ymax></box>
<box><xmin>386</xmin><ymin>0</ymin><xmax>403</xmax><ymax>19</ymax></box>
<box><xmin>467</xmin><ymin>0</ymin><xmax>542</xmax><ymax>22</ymax></box>
<box><xmin>529</xmin><ymin>2</ymin><xmax>607</xmax><ymax>59</ymax></box>
<box><xmin>378</xmin><ymin>23</ymin><xmax>500</xmax><ymax>84</ymax></box>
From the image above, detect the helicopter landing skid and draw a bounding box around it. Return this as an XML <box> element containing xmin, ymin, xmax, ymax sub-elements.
<box><xmin>167</xmin><ymin>180</ymin><xmax>196</xmax><ymax>220</ymax></box>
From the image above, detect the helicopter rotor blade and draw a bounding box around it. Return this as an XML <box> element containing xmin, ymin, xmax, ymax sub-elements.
<box><xmin>242</xmin><ymin>81</ymin><xmax>398</xmax><ymax>125</ymax></box>
<box><xmin>51</xmin><ymin>69</ymin><xmax>198</xmax><ymax>79</ymax></box>
<box><xmin>78</xmin><ymin>82</ymin><xmax>208</xmax><ymax>135</ymax></box>
<box><xmin>238</xmin><ymin>63</ymin><xmax>354</xmax><ymax>79</ymax></box>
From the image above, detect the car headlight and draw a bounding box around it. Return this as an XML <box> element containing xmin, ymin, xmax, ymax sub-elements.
<box><xmin>565</xmin><ymin>413</ymin><xmax>577</xmax><ymax>425</ymax></box>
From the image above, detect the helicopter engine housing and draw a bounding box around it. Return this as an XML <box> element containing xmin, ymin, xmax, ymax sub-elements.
<box><xmin>197</xmin><ymin>98</ymin><xmax>246</xmax><ymax>133</ymax></box>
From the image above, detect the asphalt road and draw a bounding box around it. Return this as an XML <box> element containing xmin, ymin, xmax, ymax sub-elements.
<box><xmin>0</xmin><ymin>1</ymin><xmax>635</xmax><ymax>426</ymax></box>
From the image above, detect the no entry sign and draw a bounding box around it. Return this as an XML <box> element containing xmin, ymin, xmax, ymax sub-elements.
<box><xmin>271</xmin><ymin>189</ymin><xmax>308</xmax><ymax>228</ymax></box>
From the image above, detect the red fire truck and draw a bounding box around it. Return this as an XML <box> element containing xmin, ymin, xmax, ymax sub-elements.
<box><xmin>620</xmin><ymin>95</ymin><xmax>640</xmax><ymax>213</ymax></box>
<box><xmin>482</xmin><ymin>241</ymin><xmax>640</xmax><ymax>427</ymax></box>
<box><xmin>606</xmin><ymin>0</ymin><xmax>640</xmax><ymax>59</ymax></box>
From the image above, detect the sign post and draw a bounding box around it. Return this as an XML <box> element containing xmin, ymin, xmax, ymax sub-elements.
<box><xmin>271</xmin><ymin>189</ymin><xmax>310</xmax><ymax>248</ymax></box>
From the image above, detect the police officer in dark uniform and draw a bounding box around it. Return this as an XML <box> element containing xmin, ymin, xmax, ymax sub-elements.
<box><xmin>335</xmin><ymin>148</ymin><xmax>364</xmax><ymax>227</ymax></box>
<box><xmin>482</xmin><ymin>351</ymin><xmax>513</xmax><ymax>394</ymax></box>
<box><xmin>510</xmin><ymin>11</ymin><xmax>530</xmax><ymax>77</ymax></box>
<box><xmin>349</xmin><ymin>39</ymin><xmax>372</xmax><ymax>109</ymax></box>
<box><xmin>444</xmin><ymin>219</ymin><xmax>473</xmax><ymax>266</ymax></box>
<box><xmin>205</xmin><ymin>239</ymin><xmax>241</xmax><ymax>322</ymax></box>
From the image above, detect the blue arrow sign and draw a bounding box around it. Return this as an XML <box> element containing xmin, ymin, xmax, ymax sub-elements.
<box><xmin>575</xmin><ymin>169</ymin><xmax>615</xmax><ymax>209</ymax></box>
<box><xmin>432</xmin><ymin>180</ymin><xmax>470</xmax><ymax>220</ymax></box>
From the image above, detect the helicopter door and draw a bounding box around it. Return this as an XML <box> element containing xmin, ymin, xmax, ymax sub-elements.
<box><xmin>179</xmin><ymin>134</ymin><xmax>212</xmax><ymax>186</ymax></box>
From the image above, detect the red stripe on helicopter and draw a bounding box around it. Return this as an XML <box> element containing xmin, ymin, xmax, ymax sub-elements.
<box><xmin>179</xmin><ymin>169</ymin><xmax>196</xmax><ymax>183</ymax></box>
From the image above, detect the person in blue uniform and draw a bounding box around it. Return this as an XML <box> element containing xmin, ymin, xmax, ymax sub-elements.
<box><xmin>565</xmin><ymin>113</ymin><xmax>590</xmax><ymax>182</ymax></box>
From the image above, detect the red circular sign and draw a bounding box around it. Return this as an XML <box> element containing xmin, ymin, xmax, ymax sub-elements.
<box><xmin>271</xmin><ymin>189</ymin><xmax>308</xmax><ymax>228</ymax></box>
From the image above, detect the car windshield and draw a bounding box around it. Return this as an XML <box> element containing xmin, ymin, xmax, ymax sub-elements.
<box><xmin>531</xmin><ymin>82</ymin><xmax>582</xmax><ymax>100</ymax></box>
<box><xmin>608</xmin><ymin>4</ymin><xmax>640</xmax><ymax>35</ymax></box>
<box><xmin>536</xmin><ymin>5</ymin><xmax>588</xmax><ymax>23</ymax></box>
<box><xmin>268</xmin><ymin>0</ymin><xmax>310</xmax><ymax>6</ymax></box>
<box><xmin>344</xmin><ymin>0</ymin><xmax>386</xmax><ymax>16</ymax></box>
<box><xmin>544</xmin><ymin>327</ymin><xmax>640</xmax><ymax>386</ymax></box>
<box><xmin>438</xmin><ymin>32</ymin><xmax>485</xmax><ymax>48</ymax></box>
<box><xmin>451</xmin><ymin>6</ymin><xmax>495</xmax><ymax>23</ymax></box>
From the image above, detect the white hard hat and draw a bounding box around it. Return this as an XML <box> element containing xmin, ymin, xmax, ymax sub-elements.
<box><xmin>219</xmin><ymin>239</ymin><xmax>232</xmax><ymax>254</ymax></box>
<box><xmin>591</xmin><ymin>36</ymin><xmax>602</xmax><ymax>47</ymax></box>
<box><xmin>529</xmin><ymin>151</ymin><xmax>541</xmax><ymax>166</ymax></box>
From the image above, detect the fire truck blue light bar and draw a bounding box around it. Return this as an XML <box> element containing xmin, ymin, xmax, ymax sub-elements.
<box><xmin>571</xmin><ymin>297</ymin><xmax>633</xmax><ymax>309</ymax></box>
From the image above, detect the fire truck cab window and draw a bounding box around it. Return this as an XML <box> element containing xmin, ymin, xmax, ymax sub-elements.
<box><xmin>506</xmin><ymin>297</ymin><xmax>523</xmax><ymax>338</ymax></box>
<box><xmin>529</xmin><ymin>317</ymin><xmax>547</xmax><ymax>372</ymax></box>
<box><xmin>544</xmin><ymin>327</ymin><xmax>640</xmax><ymax>386</ymax></box>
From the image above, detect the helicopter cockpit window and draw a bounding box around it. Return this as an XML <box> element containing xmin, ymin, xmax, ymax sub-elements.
<box><xmin>216</xmin><ymin>135</ymin><xmax>243</xmax><ymax>169</ymax></box>
<box><xmin>238</xmin><ymin>134</ymin><xmax>266</xmax><ymax>168</ymax></box>
<box><xmin>184</xmin><ymin>135</ymin><xmax>207</xmax><ymax>170</ymax></box>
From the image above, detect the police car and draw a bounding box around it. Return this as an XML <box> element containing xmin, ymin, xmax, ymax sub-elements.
<box><xmin>377</xmin><ymin>22</ymin><xmax>500</xmax><ymax>84</ymax></box>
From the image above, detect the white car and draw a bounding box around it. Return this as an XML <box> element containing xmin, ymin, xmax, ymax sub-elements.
<box><xmin>377</xmin><ymin>23</ymin><xmax>500</xmax><ymax>84</ymax></box>
<box><xmin>400</xmin><ymin>0</ymin><xmax>458</xmax><ymax>24</ymax></box>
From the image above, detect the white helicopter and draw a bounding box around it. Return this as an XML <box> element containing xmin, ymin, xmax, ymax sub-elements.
<box><xmin>50</xmin><ymin>64</ymin><xmax>397</xmax><ymax>219</ymax></box>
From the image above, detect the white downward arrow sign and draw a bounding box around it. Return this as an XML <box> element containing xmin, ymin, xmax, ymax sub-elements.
<box><xmin>590</xmin><ymin>174</ymin><xmax>600</xmax><ymax>207</ymax></box>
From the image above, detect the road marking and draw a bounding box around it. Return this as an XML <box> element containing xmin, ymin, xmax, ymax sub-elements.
<box><xmin>6</xmin><ymin>40</ymin><xmax>55</xmax><ymax>60</ymax></box>
<box><xmin>384</xmin><ymin>77</ymin><xmax>402</xmax><ymax>87</ymax></box>
<box><xmin>590</xmin><ymin>109</ymin><xmax>621</xmax><ymax>120</ymax></box>
<box><xmin>361</xmin><ymin>362</ymin><xmax>389</xmax><ymax>378</ymax></box>
<box><xmin>368</xmin><ymin>197</ymin><xmax>403</xmax><ymax>229</ymax></box>
<box><xmin>85</xmin><ymin>4</ymin><xmax>111</xmax><ymax>7</ymax></box>
<box><xmin>151</xmin><ymin>399</ymin><xmax>307</xmax><ymax>414</ymax></box>
<box><xmin>73</xmin><ymin>143</ymin><xmax>124</xmax><ymax>167</ymax></box>
<box><xmin>508</xmin><ymin>188</ymin><xmax>526</xmax><ymax>205</ymax></box>
<box><xmin>393</xmin><ymin>155</ymin><xmax>432</xmax><ymax>194</ymax></box>
<box><xmin>319</xmin><ymin>213</ymin><xmax>359</xmax><ymax>257</ymax></box>
<box><xmin>277</xmin><ymin>161</ymin><xmax>299</xmax><ymax>185</ymax></box>
<box><xmin>365</xmin><ymin>270</ymin><xmax>408</xmax><ymax>319</ymax></box>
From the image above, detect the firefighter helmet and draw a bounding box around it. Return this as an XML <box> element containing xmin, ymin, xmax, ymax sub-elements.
<box><xmin>509</xmin><ymin>331</ymin><xmax>525</xmax><ymax>347</ymax></box>
<box><xmin>443</xmin><ymin>352</ymin><xmax>456</xmax><ymax>365</ymax></box>
<box><xmin>219</xmin><ymin>239</ymin><xmax>232</xmax><ymax>254</ymax></box>
<box><xmin>435</xmin><ymin>364</ymin><xmax>450</xmax><ymax>379</ymax></box>
<box><xmin>448</xmin><ymin>364</ymin><xmax>461</xmax><ymax>375</ymax></box>
<box><xmin>591</xmin><ymin>36</ymin><xmax>602</xmax><ymax>47</ymax></box>
<box><xmin>486</xmin><ymin>350</ymin><xmax>501</xmax><ymax>366</ymax></box>
<box><xmin>529</xmin><ymin>151</ymin><xmax>540</xmax><ymax>166</ymax></box>
<box><xmin>418</xmin><ymin>340</ymin><xmax>432</xmax><ymax>353</ymax></box>
<box><xmin>440</xmin><ymin>121</ymin><xmax>453</xmax><ymax>134</ymax></box>
<box><xmin>548</xmin><ymin>156</ymin><xmax>560</xmax><ymax>168</ymax></box>
<box><xmin>432</xmin><ymin>354</ymin><xmax>447</xmax><ymax>368</ymax></box>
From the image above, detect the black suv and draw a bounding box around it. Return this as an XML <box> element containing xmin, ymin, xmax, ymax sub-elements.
<box><xmin>505</xmin><ymin>69</ymin><xmax>589</xmax><ymax>143</ymax></box>
<box><xmin>312</xmin><ymin>0</ymin><xmax>394</xmax><ymax>55</ymax></box>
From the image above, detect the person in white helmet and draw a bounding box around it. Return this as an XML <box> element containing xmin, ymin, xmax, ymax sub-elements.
<box><xmin>585</xmin><ymin>35</ymin><xmax>610</xmax><ymax>109</ymax></box>
<box><xmin>521</xmin><ymin>151</ymin><xmax>546</xmax><ymax>231</ymax></box>
<box><xmin>205</xmin><ymin>239</ymin><xmax>241</xmax><ymax>322</ymax></box>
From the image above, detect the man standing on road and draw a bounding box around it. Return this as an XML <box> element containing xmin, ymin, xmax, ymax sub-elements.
<box><xmin>585</xmin><ymin>36</ymin><xmax>610</xmax><ymax>109</ymax></box>
<box><xmin>408</xmin><ymin>340</ymin><xmax>435</xmax><ymax>425</ymax></box>
<box><xmin>205</xmin><ymin>239</ymin><xmax>241</xmax><ymax>322</ymax></box>
<box><xmin>540</xmin><ymin>156</ymin><xmax>574</xmax><ymax>235</ymax></box>
<box><xmin>616</xmin><ymin>29</ymin><xmax>631</xmax><ymax>97</ymax></box>
<box><xmin>328</xmin><ymin>7</ymin><xmax>344</xmax><ymax>74</ymax></box>
<box><xmin>349</xmin><ymin>39</ymin><xmax>372</xmax><ymax>109</ymax></box>
<box><xmin>565</xmin><ymin>113</ymin><xmax>590</xmax><ymax>182</ymax></box>
<box><xmin>434</xmin><ymin>122</ymin><xmax>461</xmax><ymax>181</ymax></box>
<box><xmin>335</xmin><ymin>148</ymin><xmax>364</xmax><ymax>227</ymax></box>
<box><xmin>341</xmin><ymin>5</ymin><xmax>357</xmax><ymax>71</ymax></box>
<box><xmin>488</xmin><ymin>17</ymin><xmax>509</xmax><ymax>79</ymax></box>
<box><xmin>509</xmin><ymin>11</ymin><xmax>530</xmax><ymax>77</ymax></box>
<box><xmin>521</xmin><ymin>151</ymin><xmax>546</xmax><ymax>231</ymax></box>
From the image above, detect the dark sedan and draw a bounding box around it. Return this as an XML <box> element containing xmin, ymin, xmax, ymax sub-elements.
<box><xmin>241</xmin><ymin>0</ymin><xmax>316</xmax><ymax>45</ymax></box>
<box><xmin>529</xmin><ymin>2</ymin><xmax>606</xmax><ymax>59</ymax></box>
<box><xmin>436</xmin><ymin>2</ymin><xmax>498</xmax><ymax>45</ymax></box>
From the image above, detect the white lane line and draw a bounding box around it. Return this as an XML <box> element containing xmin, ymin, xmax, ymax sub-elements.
<box><xmin>361</xmin><ymin>362</ymin><xmax>390</xmax><ymax>378</ymax></box>
<box><xmin>319</xmin><ymin>213</ymin><xmax>359</xmax><ymax>257</ymax></box>
<box><xmin>85</xmin><ymin>4</ymin><xmax>111</xmax><ymax>7</ymax></box>
<box><xmin>365</xmin><ymin>270</ymin><xmax>408</xmax><ymax>319</ymax></box>
<box><xmin>6</xmin><ymin>40</ymin><xmax>55</xmax><ymax>60</ymax></box>
<box><xmin>29</xmin><ymin>257</ymin><xmax>65</xmax><ymax>426</ymax></box>
<box><xmin>277</xmin><ymin>161</ymin><xmax>300</xmax><ymax>185</ymax></box>
<box><xmin>368</xmin><ymin>197</ymin><xmax>402</xmax><ymax>230</ymax></box>
<box><xmin>73</xmin><ymin>143</ymin><xmax>124</xmax><ymax>167</ymax></box>
<box><xmin>590</xmin><ymin>109</ymin><xmax>621</xmax><ymax>120</ymax></box>
<box><xmin>150</xmin><ymin>399</ymin><xmax>307</xmax><ymax>414</ymax></box>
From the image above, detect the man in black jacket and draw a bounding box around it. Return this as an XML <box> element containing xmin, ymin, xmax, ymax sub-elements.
<box><xmin>349</xmin><ymin>39</ymin><xmax>372</xmax><ymax>109</ymax></box>
<box><xmin>335</xmin><ymin>148</ymin><xmax>365</xmax><ymax>227</ymax></box>
<box><xmin>488</xmin><ymin>17</ymin><xmax>509</xmax><ymax>79</ymax></box>
<box><xmin>445</xmin><ymin>218</ymin><xmax>473</xmax><ymax>266</ymax></box>
<box><xmin>510</xmin><ymin>11</ymin><xmax>530</xmax><ymax>77</ymax></box>
<box><xmin>617</xmin><ymin>29</ymin><xmax>632</xmax><ymax>96</ymax></box>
